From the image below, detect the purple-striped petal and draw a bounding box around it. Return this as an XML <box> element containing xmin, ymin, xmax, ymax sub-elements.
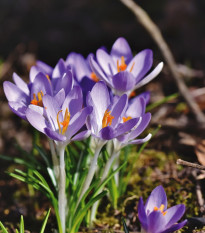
<box><xmin>96</xmin><ymin>49</ymin><xmax>116</xmax><ymax>76</ymax></box>
<box><xmin>138</xmin><ymin>197</ymin><xmax>148</xmax><ymax>231</ymax></box>
<box><xmin>112</xmin><ymin>71</ymin><xmax>135</xmax><ymax>93</ymax></box>
<box><xmin>8</xmin><ymin>102</ymin><xmax>27</xmax><ymax>120</ymax></box>
<box><xmin>99</xmin><ymin>126</ymin><xmax>115</xmax><ymax>140</ymax></box>
<box><xmin>126</xmin><ymin>97</ymin><xmax>146</xmax><ymax>118</ymax></box>
<box><xmin>128</xmin><ymin>113</ymin><xmax>151</xmax><ymax>140</ymax></box>
<box><xmin>128</xmin><ymin>133</ymin><xmax>152</xmax><ymax>145</ymax></box>
<box><xmin>52</xmin><ymin>58</ymin><xmax>66</xmax><ymax>79</ymax></box>
<box><xmin>111</xmin><ymin>94</ymin><xmax>128</xmax><ymax>127</ymax></box>
<box><xmin>161</xmin><ymin>220</ymin><xmax>187</xmax><ymax>233</ymax></box>
<box><xmin>147</xmin><ymin>210</ymin><xmax>167</xmax><ymax>233</ymax></box>
<box><xmin>164</xmin><ymin>204</ymin><xmax>186</xmax><ymax>229</ymax></box>
<box><xmin>3</xmin><ymin>81</ymin><xmax>29</xmax><ymax>104</ymax></box>
<box><xmin>36</xmin><ymin>60</ymin><xmax>53</xmax><ymax>75</ymax></box>
<box><xmin>54</xmin><ymin>89</ymin><xmax>66</xmax><ymax>107</ymax></box>
<box><xmin>111</xmin><ymin>37</ymin><xmax>133</xmax><ymax>64</ymax></box>
<box><xmin>13</xmin><ymin>73</ymin><xmax>29</xmax><ymax>95</ymax></box>
<box><xmin>134</xmin><ymin>62</ymin><xmax>164</xmax><ymax>89</ymax></box>
<box><xmin>145</xmin><ymin>186</ymin><xmax>167</xmax><ymax>214</ymax></box>
<box><xmin>44</xmin><ymin>127</ymin><xmax>66</xmax><ymax>141</ymax></box>
<box><xmin>114</xmin><ymin>118</ymin><xmax>138</xmax><ymax>137</ymax></box>
<box><xmin>66</xmin><ymin>106</ymin><xmax>92</xmax><ymax>139</ymax></box>
<box><xmin>71</xmin><ymin>130</ymin><xmax>91</xmax><ymax>141</ymax></box>
<box><xmin>128</xmin><ymin>49</ymin><xmax>153</xmax><ymax>82</ymax></box>
<box><xmin>54</xmin><ymin>70</ymin><xmax>73</xmax><ymax>95</ymax></box>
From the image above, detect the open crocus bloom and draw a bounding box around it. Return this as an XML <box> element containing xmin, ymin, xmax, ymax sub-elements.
<box><xmin>86</xmin><ymin>81</ymin><xmax>139</xmax><ymax>141</ymax></box>
<box><xmin>138</xmin><ymin>185</ymin><xmax>187</xmax><ymax>233</ymax></box>
<box><xmin>115</xmin><ymin>94</ymin><xmax>152</xmax><ymax>149</ymax></box>
<box><xmin>26</xmin><ymin>87</ymin><xmax>92</xmax><ymax>145</ymax></box>
<box><xmin>89</xmin><ymin>37</ymin><xmax>163</xmax><ymax>96</ymax></box>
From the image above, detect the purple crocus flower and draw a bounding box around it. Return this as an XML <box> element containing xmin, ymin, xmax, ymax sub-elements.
<box><xmin>89</xmin><ymin>37</ymin><xmax>163</xmax><ymax>96</ymax></box>
<box><xmin>138</xmin><ymin>185</ymin><xmax>187</xmax><ymax>233</ymax></box>
<box><xmin>86</xmin><ymin>81</ymin><xmax>139</xmax><ymax>142</ymax></box>
<box><xmin>26</xmin><ymin>87</ymin><xmax>92</xmax><ymax>145</ymax></box>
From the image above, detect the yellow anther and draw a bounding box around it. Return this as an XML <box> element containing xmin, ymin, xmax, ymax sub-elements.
<box><xmin>90</xmin><ymin>72</ymin><xmax>99</xmax><ymax>82</ymax></box>
<box><xmin>30</xmin><ymin>91</ymin><xmax>44</xmax><ymax>107</ymax></box>
<box><xmin>123</xmin><ymin>116</ymin><xmax>132</xmax><ymax>123</ymax></box>
<box><xmin>57</xmin><ymin>108</ymin><xmax>71</xmax><ymax>134</ymax></box>
<box><xmin>102</xmin><ymin>110</ymin><xmax>114</xmax><ymax>128</ymax></box>
<box><xmin>153</xmin><ymin>204</ymin><xmax>167</xmax><ymax>216</ymax></box>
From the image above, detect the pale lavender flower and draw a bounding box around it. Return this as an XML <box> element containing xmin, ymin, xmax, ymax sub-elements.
<box><xmin>90</xmin><ymin>37</ymin><xmax>163</xmax><ymax>96</ymax></box>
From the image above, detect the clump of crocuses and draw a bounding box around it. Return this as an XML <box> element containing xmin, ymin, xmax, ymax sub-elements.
<box><xmin>138</xmin><ymin>185</ymin><xmax>187</xmax><ymax>233</ymax></box>
<box><xmin>3</xmin><ymin>37</ymin><xmax>165</xmax><ymax>233</ymax></box>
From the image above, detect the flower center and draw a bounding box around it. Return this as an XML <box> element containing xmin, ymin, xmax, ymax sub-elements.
<box><xmin>123</xmin><ymin>116</ymin><xmax>132</xmax><ymax>122</ymax></box>
<box><xmin>30</xmin><ymin>91</ymin><xmax>44</xmax><ymax>107</ymax></box>
<box><xmin>117</xmin><ymin>56</ymin><xmax>135</xmax><ymax>73</ymax></box>
<box><xmin>90</xmin><ymin>72</ymin><xmax>99</xmax><ymax>82</ymax></box>
<box><xmin>57</xmin><ymin>108</ymin><xmax>71</xmax><ymax>134</ymax></box>
<box><xmin>153</xmin><ymin>204</ymin><xmax>167</xmax><ymax>216</ymax></box>
<box><xmin>102</xmin><ymin>110</ymin><xmax>114</xmax><ymax>128</ymax></box>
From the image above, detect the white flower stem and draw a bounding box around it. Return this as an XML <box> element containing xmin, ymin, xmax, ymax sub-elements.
<box><xmin>76</xmin><ymin>141</ymin><xmax>104</xmax><ymax>208</ymax></box>
<box><xmin>48</xmin><ymin>138</ymin><xmax>59</xmax><ymax>180</ymax></box>
<box><xmin>90</xmin><ymin>150</ymin><xmax>120</xmax><ymax>222</ymax></box>
<box><xmin>57</xmin><ymin>145</ymin><xmax>67</xmax><ymax>233</ymax></box>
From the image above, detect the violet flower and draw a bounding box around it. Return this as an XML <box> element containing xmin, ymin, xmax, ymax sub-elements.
<box><xmin>138</xmin><ymin>185</ymin><xmax>187</xmax><ymax>233</ymax></box>
<box><xmin>89</xmin><ymin>37</ymin><xmax>163</xmax><ymax>96</ymax></box>
<box><xmin>26</xmin><ymin>87</ymin><xmax>92</xmax><ymax>145</ymax></box>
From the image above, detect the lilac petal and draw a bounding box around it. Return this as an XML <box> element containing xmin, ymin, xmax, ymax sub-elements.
<box><xmin>114</xmin><ymin>118</ymin><xmax>138</xmax><ymax>137</ymax></box>
<box><xmin>88</xmin><ymin>81</ymin><xmax>110</xmax><ymax>129</ymax></box>
<box><xmin>80</xmin><ymin>77</ymin><xmax>95</xmax><ymax>97</ymax></box>
<box><xmin>128</xmin><ymin>113</ymin><xmax>151</xmax><ymax>140</ymax></box>
<box><xmin>54</xmin><ymin>71</ymin><xmax>73</xmax><ymax>95</ymax></box>
<box><xmin>111</xmin><ymin>94</ymin><xmax>128</xmax><ymax>127</ymax></box>
<box><xmin>145</xmin><ymin>185</ymin><xmax>167</xmax><ymax>214</ymax></box>
<box><xmin>128</xmin><ymin>133</ymin><xmax>152</xmax><ymax>145</ymax></box>
<box><xmin>112</xmin><ymin>71</ymin><xmax>135</xmax><ymax>93</ymax></box>
<box><xmin>3</xmin><ymin>81</ymin><xmax>29</xmax><ymax>104</ymax></box>
<box><xmin>28</xmin><ymin>104</ymin><xmax>44</xmax><ymax>115</ymax></box>
<box><xmin>136</xmin><ymin>91</ymin><xmax>150</xmax><ymax>105</ymax></box>
<box><xmin>36</xmin><ymin>60</ymin><xmax>53</xmax><ymax>75</ymax></box>
<box><xmin>44</xmin><ymin>127</ymin><xmax>66</xmax><ymax>141</ymax></box>
<box><xmin>66</xmin><ymin>52</ymin><xmax>91</xmax><ymax>82</ymax></box>
<box><xmin>62</xmin><ymin>86</ymin><xmax>83</xmax><ymax>117</ymax></box>
<box><xmin>134</xmin><ymin>62</ymin><xmax>164</xmax><ymax>89</ymax></box>
<box><xmin>99</xmin><ymin>126</ymin><xmax>115</xmax><ymax>140</ymax></box>
<box><xmin>71</xmin><ymin>130</ymin><xmax>91</xmax><ymax>141</ymax></box>
<box><xmin>13</xmin><ymin>73</ymin><xmax>29</xmax><ymax>95</ymax></box>
<box><xmin>29</xmin><ymin>66</ymin><xmax>41</xmax><ymax>82</ymax></box>
<box><xmin>26</xmin><ymin>107</ymin><xmax>48</xmax><ymax>134</ymax></box>
<box><xmin>147</xmin><ymin>210</ymin><xmax>167</xmax><ymax>233</ymax></box>
<box><xmin>110</xmin><ymin>37</ymin><xmax>133</xmax><ymax>64</ymax></box>
<box><xmin>52</xmin><ymin>58</ymin><xmax>66</xmax><ymax>79</ymax></box>
<box><xmin>89</xmin><ymin>56</ymin><xmax>110</xmax><ymax>84</ymax></box>
<box><xmin>43</xmin><ymin>95</ymin><xmax>61</xmax><ymax>130</ymax></box>
<box><xmin>66</xmin><ymin>106</ymin><xmax>92</xmax><ymax>139</ymax></box>
<box><xmin>163</xmin><ymin>204</ymin><xmax>186</xmax><ymax>229</ymax></box>
<box><xmin>128</xmin><ymin>49</ymin><xmax>153</xmax><ymax>82</ymax></box>
<box><xmin>138</xmin><ymin>197</ymin><xmax>148</xmax><ymax>231</ymax></box>
<box><xmin>54</xmin><ymin>89</ymin><xmax>66</xmax><ymax>107</ymax></box>
<box><xmin>31</xmin><ymin>72</ymin><xmax>52</xmax><ymax>97</ymax></box>
<box><xmin>96</xmin><ymin>49</ymin><xmax>116</xmax><ymax>76</ymax></box>
<box><xmin>8</xmin><ymin>102</ymin><xmax>27</xmax><ymax>120</ymax></box>
<box><xmin>161</xmin><ymin>220</ymin><xmax>187</xmax><ymax>233</ymax></box>
<box><xmin>126</xmin><ymin>97</ymin><xmax>146</xmax><ymax>118</ymax></box>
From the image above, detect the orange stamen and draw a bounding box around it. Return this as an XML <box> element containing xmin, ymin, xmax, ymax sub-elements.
<box><xmin>117</xmin><ymin>56</ymin><xmax>127</xmax><ymax>72</ymax></box>
<box><xmin>123</xmin><ymin>116</ymin><xmax>132</xmax><ymax>123</ymax></box>
<box><xmin>46</xmin><ymin>74</ymin><xmax>51</xmax><ymax>82</ymax></box>
<box><xmin>102</xmin><ymin>110</ymin><xmax>114</xmax><ymax>128</ymax></box>
<box><xmin>90</xmin><ymin>72</ymin><xmax>99</xmax><ymax>82</ymax></box>
<box><xmin>129</xmin><ymin>91</ymin><xmax>136</xmax><ymax>98</ymax></box>
<box><xmin>57</xmin><ymin>108</ymin><xmax>71</xmax><ymax>134</ymax></box>
<box><xmin>153</xmin><ymin>204</ymin><xmax>167</xmax><ymax>216</ymax></box>
<box><xmin>30</xmin><ymin>91</ymin><xmax>44</xmax><ymax>107</ymax></box>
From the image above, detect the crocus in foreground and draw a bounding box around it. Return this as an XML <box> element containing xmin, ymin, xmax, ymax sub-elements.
<box><xmin>138</xmin><ymin>185</ymin><xmax>187</xmax><ymax>233</ymax></box>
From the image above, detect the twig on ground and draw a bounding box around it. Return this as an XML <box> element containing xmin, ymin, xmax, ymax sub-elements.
<box><xmin>177</xmin><ymin>159</ymin><xmax>205</xmax><ymax>171</ymax></box>
<box><xmin>119</xmin><ymin>0</ymin><xmax>205</xmax><ymax>125</ymax></box>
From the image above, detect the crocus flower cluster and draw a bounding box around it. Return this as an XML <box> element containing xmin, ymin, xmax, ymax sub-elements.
<box><xmin>138</xmin><ymin>186</ymin><xmax>187</xmax><ymax>233</ymax></box>
<box><xmin>3</xmin><ymin>37</ymin><xmax>164</xmax><ymax>233</ymax></box>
